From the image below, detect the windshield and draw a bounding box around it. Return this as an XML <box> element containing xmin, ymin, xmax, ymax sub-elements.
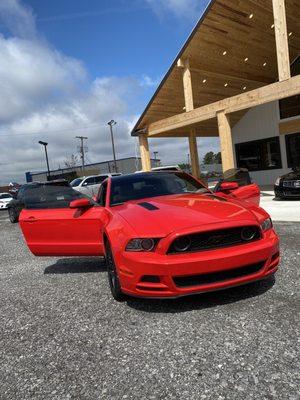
<box><xmin>0</xmin><ymin>193</ymin><xmax>12</xmax><ymax>199</ymax></box>
<box><xmin>70</xmin><ymin>178</ymin><xmax>83</xmax><ymax>187</ymax></box>
<box><xmin>110</xmin><ymin>172</ymin><xmax>209</xmax><ymax>205</ymax></box>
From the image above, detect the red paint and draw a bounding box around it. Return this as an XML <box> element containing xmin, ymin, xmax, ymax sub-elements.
<box><xmin>19</xmin><ymin>175</ymin><xmax>278</xmax><ymax>298</ymax></box>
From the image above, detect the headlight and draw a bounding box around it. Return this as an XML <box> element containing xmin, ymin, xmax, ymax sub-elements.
<box><xmin>125</xmin><ymin>238</ymin><xmax>158</xmax><ymax>252</ymax></box>
<box><xmin>260</xmin><ymin>218</ymin><xmax>273</xmax><ymax>232</ymax></box>
<box><xmin>275</xmin><ymin>177</ymin><xmax>281</xmax><ymax>186</ymax></box>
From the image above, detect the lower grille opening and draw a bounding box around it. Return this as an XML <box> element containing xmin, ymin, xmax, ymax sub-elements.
<box><xmin>173</xmin><ymin>261</ymin><xmax>266</xmax><ymax>288</ymax></box>
<box><xmin>271</xmin><ymin>252</ymin><xmax>280</xmax><ymax>262</ymax></box>
<box><xmin>140</xmin><ymin>275</ymin><xmax>160</xmax><ymax>283</ymax></box>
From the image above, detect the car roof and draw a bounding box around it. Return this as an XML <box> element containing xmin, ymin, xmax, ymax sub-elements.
<box><xmin>22</xmin><ymin>179</ymin><xmax>69</xmax><ymax>187</ymax></box>
<box><xmin>110</xmin><ymin>171</ymin><xmax>183</xmax><ymax>182</ymax></box>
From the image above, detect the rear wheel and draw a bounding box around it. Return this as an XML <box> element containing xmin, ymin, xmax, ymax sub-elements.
<box><xmin>8</xmin><ymin>207</ymin><xmax>18</xmax><ymax>223</ymax></box>
<box><xmin>105</xmin><ymin>242</ymin><xmax>126</xmax><ymax>302</ymax></box>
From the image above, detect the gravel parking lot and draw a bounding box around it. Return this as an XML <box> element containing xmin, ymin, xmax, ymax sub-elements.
<box><xmin>0</xmin><ymin>210</ymin><xmax>299</xmax><ymax>400</ymax></box>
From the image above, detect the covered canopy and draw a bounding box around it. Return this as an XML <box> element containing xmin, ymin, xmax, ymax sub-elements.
<box><xmin>132</xmin><ymin>0</ymin><xmax>300</xmax><ymax>138</ymax></box>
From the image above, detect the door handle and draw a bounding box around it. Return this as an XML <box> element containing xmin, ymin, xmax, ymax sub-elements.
<box><xmin>24</xmin><ymin>216</ymin><xmax>37</xmax><ymax>223</ymax></box>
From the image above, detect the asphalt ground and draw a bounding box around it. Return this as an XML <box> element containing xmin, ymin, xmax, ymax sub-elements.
<box><xmin>0</xmin><ymin>210</ymin><xmax>299</xmax><ymax>400</ymax></box>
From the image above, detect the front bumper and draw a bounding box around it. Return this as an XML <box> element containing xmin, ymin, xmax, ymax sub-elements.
<box><xmin>274</xmin><ymin>186</ymin><xmax>300</xmax><ymax>199</ymax></box>
<box><xmin>117</xmin><ymin>229</ymin><xmax>279</xmax><ymax>298</ymax></box>
<box><xmin>0</xmin><ymin>203</ymin><xmax>9</xmax><ymax>209</ymax></box>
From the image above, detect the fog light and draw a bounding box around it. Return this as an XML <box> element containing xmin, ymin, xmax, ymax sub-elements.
<box><xmin>173</xmin><ymin>236</ymin><xmax>192</xmax><ymax>252</ymax></box>
<box><xmin>241</xmin><ymin>227</ymin><xmax>257</xmax><ymax>241</ymax></box>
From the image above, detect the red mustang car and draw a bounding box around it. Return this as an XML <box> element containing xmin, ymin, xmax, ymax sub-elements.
<box><xmin>19</xmin><ymin>171</ymin><xmax>279</xmax><ymax>301</ymax></box>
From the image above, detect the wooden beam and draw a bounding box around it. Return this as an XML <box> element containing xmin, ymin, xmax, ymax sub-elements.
<box><xmin>139</xmin><ymin>134</ymin><xmax>151</xmax><ymax>171</ymax></box>
<box><xmin>272</xmin><ymin>0</ymin><xmax>291</xmax><ymax>81</ymax></box>
<box><xmin>279</xmin><ymin>117</ymin><xmax>300</xmax><ymax>134</ymax></box>
<box><xmin>217</xmin><ymin>112</ymin><xmax>235</xmax><ymax>172</ymax></box>
<box><xmin>147</xmin><ymin>75</ymin><xmax>300</xmax><ymax>137</ymax></box>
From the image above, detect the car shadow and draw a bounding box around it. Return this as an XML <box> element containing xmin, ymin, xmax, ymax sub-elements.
<box><xmin>44</xmin><ymin>257</ymin><xmax>106</xmax><ymax>274</ymax></box>
<box><xmin>126</xmin><ymin>275</ymin><xmax>275</xmax><ymax>314</ymax></box>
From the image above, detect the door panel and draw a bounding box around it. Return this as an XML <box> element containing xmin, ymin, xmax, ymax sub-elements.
<box><xmin>20</xmin><ymin>206</ymin><xmax>106</xmax><ymax>256</ymax></box>
<box><xmin>228</xmin><ymin>183</ymin><xmax>261</xmax><ymax>206</ymax></box>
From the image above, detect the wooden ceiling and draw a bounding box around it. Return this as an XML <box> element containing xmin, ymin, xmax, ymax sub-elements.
<box><xmin>132</xmin><ymin>0</ymin><xmax>300</xmax><ymax>137</ymax></box>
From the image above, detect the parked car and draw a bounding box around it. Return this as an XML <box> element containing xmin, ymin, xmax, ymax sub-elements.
<box><xmin>19</xmin><ymin>171</ymin><xmax>279</xmax><ymax>302</ymax></box>
<box><xmin>214</xmin><ymin>168</ymin><xmax>260</xmax><ymax>205</ymax></box>
<box><xmin>70</xmin><ymin>174</ymin><xmax>121</xmax><ymax>197</ymax></box>
<box><xmin>135</xmin><ymin>165</ymin><xmax>182</xmax><ymax>173</ymax></box>
<box><xmin>0</xmin><ymin>193</ymin><xmax>13</xmax><ymax>209</ymax></box>
<box><xmin>274</xmin><ymin>167</ymin><xmax>300</xmax><ymax>199</ymax></box>
<box><xmin>8</xmin><ymin>180</ymin><xmax>70</xmax><ymax>223</ymax></box>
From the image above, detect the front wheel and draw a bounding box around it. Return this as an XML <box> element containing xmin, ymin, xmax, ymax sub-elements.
<box><xmin>105</xmin><ymin>242</ymin><xmax>126</xmax><ymax>302</ymax></box>
<box><xmin>8</xmin><ymin>208</ymin><xmax>18</xmax><ymax>223</ymax></box>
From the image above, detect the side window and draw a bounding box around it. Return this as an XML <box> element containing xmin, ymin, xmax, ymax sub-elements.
<box><xmin>98</xmin><ymin>182</ymin><xmax>108</xmax><ymax>207</ymax></box>
<box><xmin>94</xmin><ymin>176</ymin><xmax>107</xmax><ymax>184</ymax></box>
<box><xmin>83</xmin><ymin>177</ymin><xmax>95</xmax><ymax>186</ymax></box>
<box><xmin>17</xmin><ymin>187</ymin><xmax>25</xmax><ymax>200</ymax></box>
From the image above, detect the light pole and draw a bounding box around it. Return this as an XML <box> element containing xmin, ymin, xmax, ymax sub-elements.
<box><xmin>38</xmin><ymin>141</ymin><xmax>50</xmax><ymax>181</ymax></box>
<box><xmin>107</xmin><ymin>120</ymin><xmax>118</xmax><ymax>173</ymax></box>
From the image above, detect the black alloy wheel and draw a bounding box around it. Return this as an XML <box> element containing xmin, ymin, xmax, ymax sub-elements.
<box><xmin>105</xmin><ymin>242</ymin><xmax>126</xmax><ymax>302</ymax></box>
<box><xmin>8</xmin><ymin>207</ymin><xmax>18</xmax><ymax>223</ymax></box>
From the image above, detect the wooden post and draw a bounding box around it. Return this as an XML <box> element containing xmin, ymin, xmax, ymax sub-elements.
<box><xmin>272</xmin><ymin>0</ymin><xmax>291</xmax><ymax>81</ymax></box>
<box><xmin>217</xmin><ymin>111</ymin><xmax>235</xmax><ymax>172</ymax></box>
<box><xmin>181</xmin><ymin>58</ymin><xmax>200</xmax><ymax>178</ymax></box>
<box><xmin>139</xmin><ymin>134</ymin><xmax>151</xmax><ymax>171</ymax></box>
<box><xmin>189</xmin><ymin>129</ymin><xmax>201</xmax><ymax>178</ymax></box>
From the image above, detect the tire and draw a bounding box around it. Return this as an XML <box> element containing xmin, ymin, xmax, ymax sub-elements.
<box><xmin>8</xmin><ymin>207</ymin><xmax>18</xmax><ymax>223</ymax></box>
<box><xmin>105</xmin><ymin>242</ymin><xmax>126</xmax><ymax>302</ymax></box>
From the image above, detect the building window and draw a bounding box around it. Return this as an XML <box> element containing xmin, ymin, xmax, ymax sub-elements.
<box><xmin>235</xmin><ymin>137</ymin><xmax>282</xmax><ymax>171</ymax></box>
<box><xmin>279</xmin><ymin>56</ymin><xmax>300</xmax><ymax>119</ymax></box>
<box><xmin>285</xmin><ymin>132</ymin><xmax>300</xmax><ymax>168</ymax></box>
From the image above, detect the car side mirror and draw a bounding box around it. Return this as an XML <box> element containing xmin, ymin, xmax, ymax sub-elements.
<box><xmin>69</xmin><ymin>198</ymin><xmax>92</xmax><ymax>209</ymax></box>
<box><xmin>219</xmin><ymin>182</ymin><xmax>239</xmax><ymax>191</ymax></box>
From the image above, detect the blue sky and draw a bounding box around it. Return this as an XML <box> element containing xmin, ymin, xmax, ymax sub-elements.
<box><xmin>0</xmin><ymin>0</ymin><xmax>218</xmax><ymax>183</ymax></box>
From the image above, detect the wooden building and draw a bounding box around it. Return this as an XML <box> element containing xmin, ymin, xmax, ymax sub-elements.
<box><xmin>131</xmin><ymin>0</ymin><xmax>300</xmax><ymax>185</ymax></box>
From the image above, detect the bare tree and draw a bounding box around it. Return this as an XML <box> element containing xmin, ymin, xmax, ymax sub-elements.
<box><xmin>64</xmin><ymin>154</ymin><xmax>78</xmax><ymax>168</ymax></box>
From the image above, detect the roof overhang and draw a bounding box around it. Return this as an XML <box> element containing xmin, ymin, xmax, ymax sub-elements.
<box><xmin>132</xmin><ymin>0</ymin><xmax>300</xmax><ymax>137</ymax></box>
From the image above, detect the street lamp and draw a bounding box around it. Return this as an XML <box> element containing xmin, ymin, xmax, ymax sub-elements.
<box><xmin>107</xmin><ymin>120</ymin><xmax>118</xmax><ymax>173</ymax></box>
<box><xmin>38</xmin><ymin>141</ymin><xmax>50</xmax><ymax>180</ymax></box>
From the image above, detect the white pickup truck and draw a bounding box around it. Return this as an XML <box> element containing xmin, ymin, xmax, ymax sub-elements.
<box><xmin>70</xmin><ymin>174</ymin><xmax>121</xmax><ymax>197</ymax></box>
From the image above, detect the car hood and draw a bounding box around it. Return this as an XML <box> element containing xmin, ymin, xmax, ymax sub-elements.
<box><xmin>114</xmin><ymin>193</ymin><xmax>260</xmax><ymax>237</ymax></box>
<box><xmin>280</xmin><ymin>170</ymin><xmax>300</xmax><ymax>180</ymax></box>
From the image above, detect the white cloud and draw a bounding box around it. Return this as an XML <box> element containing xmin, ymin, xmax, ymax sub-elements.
<box><xmin>139</xmin><ymin>75</ymin><xmax>160</xmax><ymax>88</ymax></box>
<box><xmin>145</xmin><ymin>0</ymin><xmax>209</xmax><ymax>20</ymax></box>
<box><xmin>0</xmin><ymin>0</ymin><xmax>36</xmax><ymax>38</ymax></box>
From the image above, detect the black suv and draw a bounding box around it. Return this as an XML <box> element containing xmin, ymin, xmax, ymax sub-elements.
<box><xmin>8</xmin><ymin>180</ymin><xmax>69</xmax><ymax>223</ymax></box>
<box><xmin>274</xmin><ymin>167</ymin><xmax>300</xmax><ymax>199</ymax></box>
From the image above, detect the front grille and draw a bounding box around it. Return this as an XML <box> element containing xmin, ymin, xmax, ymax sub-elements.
<box><xmin>283</xmin><ymin>180</ymin><xmax>300</xmax><ymax>188</ymax></box>
<box><xmin>168</xmin><ymin>226</ymin><xmax>261</xmax><ymax>254</ymax></box>
<box><xmin>173</xmin><ymin>261</ymin><xmax>266</xmax><ymax>288</ymax></box>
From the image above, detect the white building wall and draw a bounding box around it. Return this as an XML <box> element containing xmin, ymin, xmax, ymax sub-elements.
<box><xmin>232</xmin><ymin>101</ymin><xmax>290</xmax><ymax>186</ymax></box>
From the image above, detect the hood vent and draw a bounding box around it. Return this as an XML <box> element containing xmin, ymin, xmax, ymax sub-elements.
<box><xmin>138</xmin><ymin>202</ymin><xmax>159</xmax><ymax>211</ymax></box>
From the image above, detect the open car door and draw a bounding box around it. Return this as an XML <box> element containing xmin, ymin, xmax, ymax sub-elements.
<box><xmin>214</xmin><ymin>168</ymin><xmax>260</xmax><ymax>206</ymax></box>
<box><xmin>19</xmin><ymin>183</ymin><xmax>105</xmax><ymax>257</ymax></box>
